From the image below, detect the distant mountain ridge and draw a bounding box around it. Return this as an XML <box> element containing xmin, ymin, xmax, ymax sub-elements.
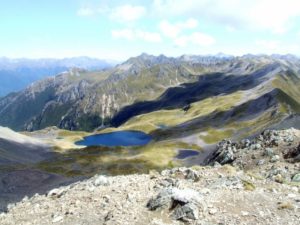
<box><xmin>0</xmin><ymin>56</ymin><xmax>115</xmax><ymax>96</ymax></box>
<box><xmin>0</xmin><ymin>54</ymin><xmax>299</xmax><ymax>139</ymax></box>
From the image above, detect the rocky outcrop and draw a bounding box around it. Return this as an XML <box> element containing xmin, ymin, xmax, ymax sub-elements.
<box><xmin>208</xmin><ymin>129</ymin><xmax>298</xmax><ymax>166</ymax></box>
<box><xmin>147</xmin><ymin>187</ymin><xmax>202</xmax><ymax>220</ymax></box>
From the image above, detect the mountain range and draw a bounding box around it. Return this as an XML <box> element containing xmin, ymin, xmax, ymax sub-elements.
<box><xmin>0</xmin><ymin>56</ymin><xmax>115</xmax><ymax>97</ymax></box>
<box><xmin>0</xmin><ymin>53</ymin><xmax>299</xmax><ymax>144</ymax></box>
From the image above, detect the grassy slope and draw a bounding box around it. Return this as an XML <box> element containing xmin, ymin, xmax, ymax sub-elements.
<box><xmin>115</xmin><ymin>91</ymin><xmax>243</xmax><ymax>133</ymax></box>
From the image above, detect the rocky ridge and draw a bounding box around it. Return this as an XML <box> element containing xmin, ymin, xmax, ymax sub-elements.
<box><xmin>0</xmin><ymin>129</ymin><xmax>299</xmax><ymax>225</ymax></box>
<box><xmin>0</xmin><ymin>54</ymin><xmax>299</xmax><ymax>132</ymax></box>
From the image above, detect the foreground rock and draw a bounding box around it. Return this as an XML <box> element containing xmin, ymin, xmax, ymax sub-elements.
<box><xmin>147</xmin><ymin>187</ymin><xmax>202</xmax><ymax>221</ymax></box>
<box><xmin>0</xmin><ymin>129</ymin><xmax>300</xmax><ymax>224</ymax></box>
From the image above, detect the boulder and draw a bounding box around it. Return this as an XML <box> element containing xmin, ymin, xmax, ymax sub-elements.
<box><xmin>167</xmin><ymin>167</ymin><xmax>200</xmax><ymax>182</ymax></box>
<box><xmin>147</xmin><ymin>187</ymin><xmax>202</xmax><ymax>221</ymax></box>
<box><xmin>208</xmin><ymin>139</ymin><xmax>236</xmax><ymax>165</ymax></box>
<box><xmin>292</xmin><ymin>173</ymin><xmax>300</xmax><ymax>182</ymax></box>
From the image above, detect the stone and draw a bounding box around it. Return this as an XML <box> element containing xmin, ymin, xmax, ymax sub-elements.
<box><xmin>172</xmin><ymin>203</ymin><xmax>199</xmax><ymax>220</ymax></box>
<box><xmin>94</xmin><ymin>175</ymin><xmax>109</xmax><ymax>186</ymax></box>
<box><xmin>270</xmin><ymin>155</ymin><xmax>280</xmax><ymax>163</ymax></box>
<box><xmin>147</xmin><ymin>188</ymin><xmax>173</xmax><ymax>210</ymax></box>
<box><xmin>258</xmin><ymin>135</ymin><xmax>264</xmax><ymax>141</ymax></box>
<box><xmin>208</xmin><ymin>208</ymin><xmax>218</xmax><ymax>215</ymax></box>
<box><xmin>292</xmin><ymin>173</ymin><xmax>300</xmax><ymax>182</ymax></box>
<box><xmin>284</xmin><ymin>136</ymin><xmax>294</xmax><ymax>143</ymax></box>
<box><xmin>185</xmin><ymin>169</ymin><xmax>200</xmax><ymax>181</ymax></box>
<box><xmin>251</xmin><ymin>143</ymin><xmax>261</xmax><ymax>150</ymax></box>
<box><xmin>47</xmin><ymin>188</ymin><xmax>66</xmax><ymax>198</ymax></box>
<box><xmin>213</xmin><ymin>162</ymin><xmax>222</xmax><ymax>168</ymax></box>
<box><xmin>274</xmin><ymin>174</ymin><xmax>284</xmax><ymax>183</ymax></box>
<box><xmin>52</xmin><ymin>215</ymin><xmax>63</xmax><ymax>223</ymax></box>
<box><xmin>209</xmin><ymin>140</ymin><xmax>236</xmax><ymax>165</ymax></box>
<box><xmin>240</xmin><ymin>139</ymin><xmax>251</xmax><ymax>148</ymax></box>
<box><xmin>257</xmin><ymin>159</ymin><xmax>265</xmax><ymax>166</ymax></box>
<box><xmin>241</xmin><ymin>211</ymin><xmax>249</xmax><ymax>216</ymax></box>
<box><xmin>264</xmin><ymin>148</ymin><xmax>274</xmax><ymax>157</ymax></box>
<box><xmin>147</xmin><ymin>187</ymin><xmax>202</xmax><ymax>221</ymax></box>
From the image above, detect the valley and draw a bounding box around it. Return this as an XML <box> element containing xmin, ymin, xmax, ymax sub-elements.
<box><xmin>0</xmin><ymin>54</ymin><xmax>300</xmax><ymax>177</ymax></box>
<box><xmin>0</xmin><ymin>54</ymin><xmax>299</xmax><ymax>224</ymax></box>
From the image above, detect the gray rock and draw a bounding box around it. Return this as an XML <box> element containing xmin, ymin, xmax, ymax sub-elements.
<box><xmin>94</xmin><ymin>175</ymin><xmax>109</xmax><ymax>186</ymax></box>
<box><xmin>147</xmin><ymin>187</ymin><xmax>202</xmax><ymax>221</ymax></box>
<box><xmin>172</xmin><ymin>203</ymin><xmax>199</xmax><ymax>220</ymax></box>
<box><xmin>251</xmin><ymin>143</ymin><xmax>261</xmax><ymax>150</ymax></box>
<box><xmin>213</xmin><ymin>161</ymin><xmax>222</xmax><ymax>168</ymax></box>
<box><xmin>169</xmin><ymin>168</ymin><xmax>200</xmax><ymax>181</ymax></box>
<box><xmin>292</xmin><ymin>173</ymin><xmax>300</xmax><ymax>182</ymax></box>
<box><xmin>258</xmin><ymin>135</ymin><xmax>264</xmax><ymax>141</ymax></box>
<box><xmin>47</xmin><ymin>188</ymin><xmax>66</xmax><ymax>198</ymax></box>
<box><xmin>185</xmin><ymin>169</ymin><xmax>200</xmax><ymax>181</ymax></box>
<box><xmin>147</xmin><ymin>188</ymin><xmax>173</xmax><ymax>210</ymax></box>
<box><xmin>240</xmin><ymin>139</ymin><xmax>251</xmax><ymax>148</ymax></box>
<box><xmin>270</xmin><ymin>155</ymin><xmax>280</xmax><ymax>163</ymax></box>
<box><xmin>284</xmin><ymin>136</ymin><xmax>294</xmax><ymax>143</ymax></box>
<box><xmin>264</xmin><ymin>148</ymin><xmax>274</xmax><ymax>157</ymax></box>
<box><xmin>52</xmin><ymin>215</ymin><xmax>63</xmax><ymax>223</ymax></box>
<box><xmin>209</xmin><ymin>139</ymin><xmax>236</xmax><ymax>165</ymax></box>
<box><xmin>257</xmin><ymin>159</ymin><xmax>265</xmax><ymax>166</ymax></box>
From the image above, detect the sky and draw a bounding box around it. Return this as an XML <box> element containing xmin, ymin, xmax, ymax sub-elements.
<box><xmin>1</xmin><ymin>0</ymin><xmax>300</xmax><ymax>60</ymax></box>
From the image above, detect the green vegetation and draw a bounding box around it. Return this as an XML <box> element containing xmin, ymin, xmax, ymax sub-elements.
<box><xmin>242</xmin><ymin>180</ymin><xmax>256</xmax><ymax>191</ymax></box>
<box><xmin>36</xmin><ymin>137</ymin><xmax>202</xmax><ymax>177</ymax></box>
<box><xmin>199</xmin><ymin>128</ymin><xmax>234</xmax><ymax>144</ymax></box>
<box><xmin>272</xmin><ymin>73</ymin><xmax>300</xmax><ymax>105</ymax></box>
<box><xmin>118</xmin><ymin>91</ymin><xmax>242</xmax><ymax>133</ymax></box>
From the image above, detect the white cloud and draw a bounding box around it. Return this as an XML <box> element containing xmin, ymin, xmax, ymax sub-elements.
<box><xmin>112</xmin><ymin>29</ymin><xmax>162</xmax><ymax>43</ymax></box>
<box><xmin>159</xmin><ymin>18</ymin><xmax>198</xmax><ymax>38</ymax></box>
<box><xmin>255</xmin><ymin>40</ymin><xmax>281</xmax><ymax>51</ymax></box>
<box><xmin>77</xmin><ymin>4</ymin><xmax>145</xmax><ymax>22</ymax></box>
<box><xmin>174</xmin><ymin>32</ymin><xmax>215</xmax><ymax>47</ymax></box>
<box><xmin>136</xmin><ymin>31</ymin><xmax>162</xmax><ymax>42</ymax></box>
<box><xmin>183</xmin><ymin>18</ymin><xmax>198</xmax><ymax>29</ymax></box>
<box><xmin>153</xmin><ymin>0</ymin><xmax>300</xmax><ymax>33</ymax></box>
<box><xmin>159</xmin><ymin>20</ymin><xmax>181</xmax><ymax>38</ymax></box>
<box><xmin>110</xmin><ymin>5</ymin><xmax>146</xmax><ymax>22</ymax></box>
<box><xmin>77</xmin><ymin>8</ymin><xmax>95</xmax><ymax>17</ymax></box>
<box><xmin>111</xmin><ymin>29</ymin><xmax>135</xmax><ymax>40</ymax></box>
<box><xmin>252</xmin><ymin>39</ymin><xmax>300</xmax><ymax>55</ymax></box>
<box><xmin>158</xmin><ymin>18</ymin><xmax>212</xmax><ymax>47</ymax></box>
<box><xmin>225</xmin><ymin>25</ymin><xmax>237</xmax><ymax>32</ymax></box>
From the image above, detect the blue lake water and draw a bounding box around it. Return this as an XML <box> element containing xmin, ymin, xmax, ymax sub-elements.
<box><xmin>176</xmin><ymin>150</ymin><xmax>200</xmax><ymax>159</ymax></box>
<box><xmin>75</xmin><ymin>130</ymin><xmax>152</xmax><ymax>147</ymax></box>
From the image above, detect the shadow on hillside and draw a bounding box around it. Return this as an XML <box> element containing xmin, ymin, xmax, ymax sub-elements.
<box><xmin>149</xmin><ymin>88</ymin><xmax>282</xmax><ymax>141</ymax></box>
<box><xmin>0</xmin><ymin>168</ymin><xmax>83</xmax><ymax>213</ymax></box>
<box><xmin>111</xmin><ymin>63</ymin><xmax>279</xmax><ymax>126</ymax></box>
<box><xmin>0</xmin><ymin>145</ymin><xmax>163</xmax><ymax>213</ymax></box>
<box><xmin>0</xmin><ymin>139</ymin><xmax>85</xmax><ymax>213</ymax></box>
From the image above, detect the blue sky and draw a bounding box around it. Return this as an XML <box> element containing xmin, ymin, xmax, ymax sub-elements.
<box><xmin>1</xmin><ymin>0</ymin><xmax>300</xmax><ymax>60</ymax></box>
